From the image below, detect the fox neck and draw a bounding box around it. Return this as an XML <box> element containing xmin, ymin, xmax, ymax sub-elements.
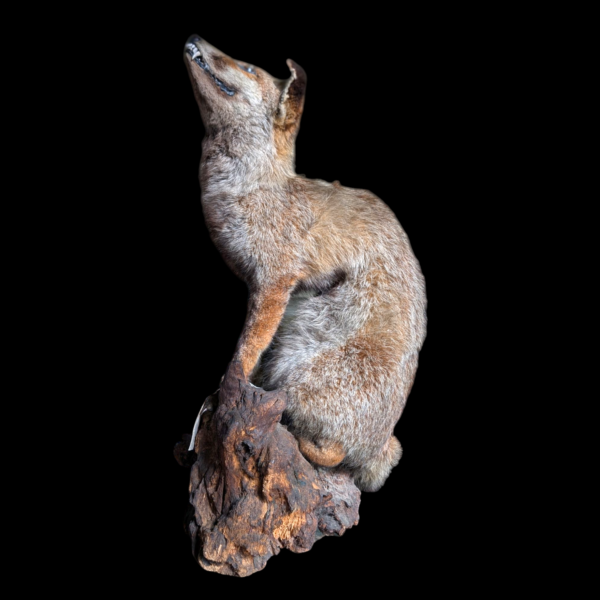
<box><xmin>200</xmin><ymin>122</ymin><xmax>296</xmax><ymax>199</ymax></box>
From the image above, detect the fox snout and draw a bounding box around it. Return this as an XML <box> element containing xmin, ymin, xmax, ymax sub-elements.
<box><xmin>184</xmin><ymin>35</ymin><xmax>267</xmax><ymax>106</ymax></box>
<box><xmin>183</xmin><ymin>35</ymin><xmax>307</xmax><ymax>145</ymax></box>
<box><xmin>184</xmin><ymin>35</ymin><xmax>237</xmax><ymax>97</ymax></box>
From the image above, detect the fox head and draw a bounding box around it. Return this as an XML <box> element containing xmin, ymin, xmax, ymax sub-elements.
<box><xmin>184</xmin><ymin>35</ymin><xmax>307</xmax><ymax>165</ymax></box>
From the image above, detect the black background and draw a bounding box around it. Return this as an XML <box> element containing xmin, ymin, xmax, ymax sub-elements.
<box><xmin>96</xmin><ymin>6</ymin><xmax>501</xmax><ymax>592</ymax></box>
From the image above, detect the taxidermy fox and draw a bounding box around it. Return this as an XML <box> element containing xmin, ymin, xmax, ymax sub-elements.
<box><xmin>184</xmin><ymin>35</ymin><xmax>427</xmax><ymax>492</ymax></box>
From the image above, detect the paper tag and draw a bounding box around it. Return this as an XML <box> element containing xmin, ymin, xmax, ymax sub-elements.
<box><xmin>188</xmin><ymin>395</ymin><xmax>216</xmax><ymax>451</ymax></box>
<box><xmin>188</xmin><ymin>410</ymin><xmax>203</xmax><ymax>451</ymax></box>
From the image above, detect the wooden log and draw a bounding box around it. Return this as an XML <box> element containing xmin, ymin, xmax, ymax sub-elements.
<box><xmin>174</xmin><ymin>360</ymin><xmax>361</xmax><ymax>577</ymax></box>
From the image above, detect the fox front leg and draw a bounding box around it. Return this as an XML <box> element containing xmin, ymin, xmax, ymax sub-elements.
<box><xmin>234</xmin><ymin>278</ymin><xmax>297</xmax><ymax>380</ymax></box>
<box><xmin>233</xmin><ymin>275</ymin><xmax>348</xmax><ymax>468</ymax></box>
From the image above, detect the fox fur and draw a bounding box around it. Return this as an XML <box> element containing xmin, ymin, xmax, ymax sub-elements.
<box><xmin>184</xmin><ymin>35</ymin><xmax>427</xmax><ymax>492</ymax></box>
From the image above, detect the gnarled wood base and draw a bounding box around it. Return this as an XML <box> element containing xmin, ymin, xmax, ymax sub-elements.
<box><xmin>174</xmin><ymin>361</ymin><xmax>361</xmax><ymax>577</ymax></box>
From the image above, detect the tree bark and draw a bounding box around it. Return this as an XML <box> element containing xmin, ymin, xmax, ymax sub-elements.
<box><xmin>174</xmin><ymin>360</ymin><xmax>361</xmax><ymax>577</ymax></box>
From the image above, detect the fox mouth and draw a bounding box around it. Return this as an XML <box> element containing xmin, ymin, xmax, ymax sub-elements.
<box><xmin>185</xmin><ymin>39</ymin><xmax>235</xmax><ymax>96</ymax></box>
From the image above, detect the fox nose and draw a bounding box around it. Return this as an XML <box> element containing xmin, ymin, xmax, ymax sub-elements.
<box><xmin>187</xmin><ymin>34</ymin><xmax>201</xmax><ymax>45</ymax></box>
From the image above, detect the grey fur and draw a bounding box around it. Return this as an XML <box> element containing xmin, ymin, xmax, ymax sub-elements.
<box><xmin>184</xmin><ymin>36</ymin><xmax>427</xmax><ymax>492</ymax></box>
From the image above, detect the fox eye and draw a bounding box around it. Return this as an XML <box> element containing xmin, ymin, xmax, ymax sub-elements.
<box><xmin>237</xmin><ymin>63</ymin><xmax>256</xmax><ymax>75</ymax></box>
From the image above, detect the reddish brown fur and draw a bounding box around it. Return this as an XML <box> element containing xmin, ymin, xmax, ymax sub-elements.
<box><xmin>184</xmin><ymin>36</ymin><xmax>427</xmax><ymax>491</ymax></box>
<box><xmin>298</xmin><ymin>438</ymin><xmax>346</xmax><ymax>467</ymax></box>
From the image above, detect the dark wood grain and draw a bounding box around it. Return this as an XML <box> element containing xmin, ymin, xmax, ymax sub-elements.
<box><xmin>174</xmin><ymin>360</ymin><xmax>361</xmax><ymax>577</ymax></box>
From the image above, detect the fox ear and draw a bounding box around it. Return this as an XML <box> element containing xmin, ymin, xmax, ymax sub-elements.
<box><xmin>276</xmin><ymin>59</ymin><xmax>307</xmax><ymax>129</ymax></box>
